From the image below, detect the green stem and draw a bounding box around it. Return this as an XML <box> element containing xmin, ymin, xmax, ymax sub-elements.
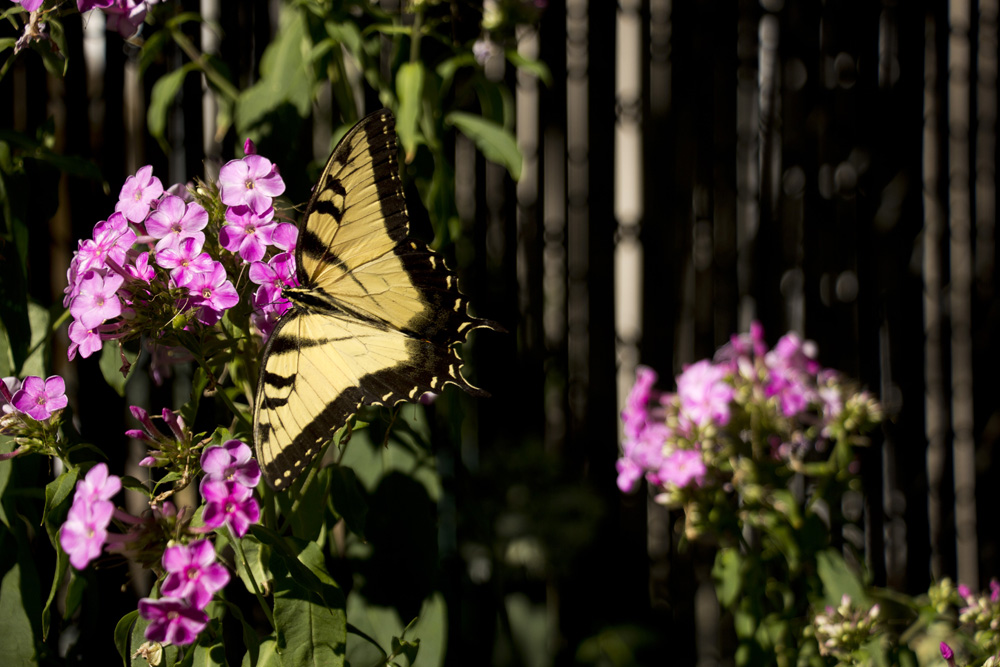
<box><xmin>408</xmin><ymin>6</ymin><xmax>423</xmax><ymax>63</ymax></box>
<box><xmin>23</xmin><ymin>308</ymin><xmax>71</xmax><ymax>362</ymax></box>
<box><xmin>229</xmin><ymin>530</ymin><xmax>275</xmax><ymax>630</ymax></box>
<box><xmin>277</xmin><ymin>461</ymin><xmax>319</xmax><ymax>535</ymax></box>
<box><xmin>189</xmin><ymin>349</ymin><xmax>252</xmax><ymax>432</ymax></box>
<box><xmin>170</xmin><ymin>29</ymin><xmax>240</xmax><ymax>101</ymax></box>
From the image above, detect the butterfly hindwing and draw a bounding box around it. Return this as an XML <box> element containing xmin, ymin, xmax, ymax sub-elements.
<box><xmin>253</xmin><ymin>109</ymin><xmax>496</xmax><ymax>490</ymax></box>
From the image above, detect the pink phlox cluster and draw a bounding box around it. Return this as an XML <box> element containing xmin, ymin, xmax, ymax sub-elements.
<box><xmin>763</xmin><ymin>333</ymin><xmax>821</xmax><ymax>417</ymax></box>
<box><xmin>199</xmin><ymin>440</ymin><xmax>261</xmax><ymax>538</ymax></box>
<box><xmin>158</xmin><ymin>539</ymin><xmax>230</xmax><ymax>610</ymax></box>
<box><xmin>59</xmin><ymin>463</ymin><xmax>122</xmax><ymax>570</ymax></box>
<box><xmin>137</xmin><ymin>597</ymin><xmax>209</xmax><ymax>647</ymax></box>
<box><xmin>65</xmin><ymin>164</ymin><xmax>244</xmax><ymax>360</ymax></box>
<box><xmin>616</xmin><ymin>366</ymin><xmax>703</xmax><ymax>494</ymax></box>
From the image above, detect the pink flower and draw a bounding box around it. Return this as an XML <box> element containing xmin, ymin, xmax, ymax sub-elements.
<box><xmin>70</xmin><ymin>270</ymin><xmax>125</xmax><ymax>329</ymax></box>
<box><xmin>160</xmin><ymin>540</ymin><xmax>230</xmax><ymax>610</ymax></box>
<box><xmin>137</xmin><ymin>597</ymin><xmax>208</xmax><ymax>646</ymax></box>
<box><xmin>201</xmin><ymin>440</ymin><xmax>261</xmax><ymax>488</ymax></box>
<box><xmin>73</xmin><ymin>462</ymin><xmax>122</xmax><ymax>505</ymax></box>
<box><xmin>15</xmin><ymin>0</ymin><xmax>45</xmax><ymax>12</ymax></box>
<box><xmin>156</xmin><ymin>237</ymin><xmax>214</xmax><ymax>286</ymax></box>
<box><xmin>200</xmin><ymin>479</ymin><xmax>260</xmax><ymax>538</ymax></box>
<box><xmin>145</xmin><ymin>195</ymin><xmax>208</xmax><ymax>254</ymax></box>
<box><xmin>60</xmin><ymin>498</ymin><xmax>114</xmax><ymax>570</ymax></box>
<box><xmin>184</xmin><ymin>262</ymin><xmax>239</xmax><ymax>325</ymax></box>
<box><xmin>218</xmin><ymin>154</ymin><xmax>286</xmax><ymax>213</ymax></box>
<box><xmin>676</xmin><ymin>360</ymin><xmax>733</xmax><ymax>428</ymax></box>
<box><xmin>271</xmin><ymin>222</ymin><xmax>298</xmax><ymax>253</ymax></box>
<box><xmin>12</xmin><ymin>375</ymin><xmax>68</xmax><ymax>421</ymax></box>
<box><xmin>67</xmin><ymin>320</ymin><xmax>105</xmax><ymax>360</ymax></box>
<box><xmin>125</xmin><ymin>251</ymin><xmax>156</xmax><ymax>282</ymax></box>
<box><xmin>656</xmin><ymin>450</ymin><xmax>706</xmax><ymax>489</ymax></box>
<box><xmin>220</xmin><ymin>204</ymin><xmax>276</xmax><ymax>262</ymax></box>
<box><xmin>116</xmin><ymin>165</ymin><xmax>163</xmax><ymax>223</ymax></box>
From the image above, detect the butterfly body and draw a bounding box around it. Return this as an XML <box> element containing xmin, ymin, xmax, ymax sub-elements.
<box><xmin>253</xmin><ymin>109</ymin><xmax>495</xmax><ymax>490</ymax></box>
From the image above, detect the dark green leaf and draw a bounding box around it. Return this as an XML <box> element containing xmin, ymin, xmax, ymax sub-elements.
<box><xmin>115</xmin><ymin>610</ymin><xmax>139</xmax><ymax>667</ymax></box>
<box><xmin>42</xmin><ymin>468</ymin><xmax>79</xmax><ymax>546</ymax></box>
<box><xmin>0</xmin><ymin>564</ymin><xmax>38</xmax><ymax>664</ymax></box>
<box><xmin>395</xmin><ymin>62</ymin><xmax>425</xmax><ymax>160</ymax></box>
<box><xmin>328</xmin><ymin>465</ymin><xmax>367</xmax><ymax>540</ymax></box>
<box><xmin>445</xmin><ymin>111</ymin><xmax>522</xmax><ymax>180</ymax></box>
<box><xmin>816</xmin><ymin>549</ymin><xmax>867</xmax><ymax>607</ymax></box>
<box><xmin>235</xmin><ymin>5</ymin><xmax>313</xmax><ymax>137</ymax></box>
<box><xmin>148</xmin><ymin>64</ymin><xmax>197</xmax><ymax>144</ymax></box>
<box><xmin>99</xmin><ymin>341</ymin><xmax>140</xmax><ymax>396</ymax></box>
<box><xmin>505</xmin><ymin>49</ymin><xmax>553</xmax><ymax>86</ymax></box>
<box><xmin>712</xmin><ymin>548</ymin><xmax>742</xmax><ymax>607</ymax></box>
<box><xmin>42</xmin><ymin>533</ymin><xmax>69</xmax><ymax>638</ymax></box>
<box><xmin>120</xmin><ymin>475</ymin><xmax>152</xmax><ymax>498</ymax></box>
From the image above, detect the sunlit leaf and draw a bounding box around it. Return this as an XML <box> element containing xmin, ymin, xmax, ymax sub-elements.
<box><xmin>445</xmin><ymin>111</ymin><xmax>522</xmax><ymax>180</ymax></box>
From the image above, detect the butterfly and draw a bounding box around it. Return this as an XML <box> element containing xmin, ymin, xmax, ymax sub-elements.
<box><xmin>253</xmin><ymin>109</ymin><xmax>497</xmax><ymax>490</ymax></box>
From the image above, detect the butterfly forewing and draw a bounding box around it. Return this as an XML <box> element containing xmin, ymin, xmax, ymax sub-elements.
<box><xmin>253</xmin><ymin>109</ymin><xmax>496</xmax><ymax>490</ymax></box>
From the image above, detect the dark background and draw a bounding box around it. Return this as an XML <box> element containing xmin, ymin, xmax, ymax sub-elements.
<box><xmin>2</xmin><ymin>0</ymin><xmax>998</xmax><ymax>664</ymax></box>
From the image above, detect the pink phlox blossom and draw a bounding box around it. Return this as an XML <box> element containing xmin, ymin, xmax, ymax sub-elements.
<box><xmin>145</xmin><ymin>195</ymin><xmax>208</xmax><ymax>254</ymax></box>
<box><xmin>159</xmin><ymin>539</ymin><xmax>230</xmax><ymax>610</ymax></box>
<box><xmin>715</xmin><ymin>320</ymin><xmax>768</xmax><ymax>369</ymax></box>
<box><xmin>163</xmin><ymin>181</ymin><xmax>193</xmax><ymax>202</ymax></box>
<box><xmin>201</xmin><ymin>440</ymin><xmax>261</xmax><ymax>488</ymax></box>
<box><xmin>63</xmin><ymin>255</ymin><xmax>82</xmax><ymax>307</ymax></box>
<box><xmin>67</xmin><ymin>320</ymin><xmax>108</xmax><ymax>360</ymax></box>
<box><xmin>74</xmin><ymin>462</ymin><xmax>123</xmax><ymax>505</ymax></box>
<box><xmin>161</xmin><ymin>408</ymin><xmax>186</xmax><ymax>441</ymax></box>
<box><xmin>676</xmin><ymin>360</ymin><xmax>733</xmax><ymax>428</ymax></box>
<box><xmin>218</xmin><ymin>153</ymin><xmax>286</xmax><ymax>213</ymax></box>
<box><xmin>60</xmin><ymin>496</ymin><xmax>114</xmax><ymax>570</ymax></box>
<box><xmin>12</xmin><ymin>375</ymin><xmax>68</xmax><ymax>421</ymax></box>
<box><xmin>126</xmin><ymin>405</ymin><xmax>169</xmax><ymax>445</ymax></box>
<box><xmin>655</xmin><ymin>449</ymin><xmax>707</xmax><ymax>489</ymax></box>
<box><xmin>183</xmin><ymin>262</ymin><xmax>239</xmax><ymax>325</ymax></box>
<box><xmin>243</xmin><ymin>138</ymin><xmax>257</xmax><ymax>155</ymax></box>
<box><xmin>271</xmin><ymin>222</ymin><xmax>298</xmax><ymax>253</ymax></box>
<box><xmin>249</xmin><ymin>252</ymin><xmax>297</xmax><ymax>305</ymax></box>
<box><xmin>137</xmin><ymin>597</ymin><xmax>208</xmax><ymax>646</ymax></box>
<box><xmin>200</xmin><ymin>478</ymin><xmax>260</xmax><ymax>538</ymax></box>
<box><xmin>70</xmin><ymin>269</ymin><xmax>125</xmax><ymax>329</ymax></box>
<box><xmin>77</xmin><ymin>213</ymin><xmax>136</xmax><ymax>273</ymax></box>
<box><xmin>156</xmin><ymin>237</ymin><xmax>214</xmax><ymax>286</ymax></box>
<box><xmin>220</xmin><ymin>204</ymin><xmax>276</xmax><ymax>263</ymax></box>
<box><xmin>616</xmin><ymin>421</ymin><xmax>671</xmax><ymax>493</ymax></box>
<box><xmin>104</xmin><ymin>1</ymin><xmax>152</xmax><ymax>39</ymax></box>
<box><xmin>116</xmin><ymin>165</ymin><xmax>163</xmax><ymax>223</ymax></box>
<box><xmin>250</xmin><ymin>301</ymin><xmax>287</xmax><ymax>340</ymax></box>
<box><xmin>992</xmin><ymin>579</ymin><xmax>1000</xmax><ymax>603</ymax></box>
<box><xmin>125</xmin><ymin>251</ymin><xmax>156</xmax><ymax>282</ymax></box>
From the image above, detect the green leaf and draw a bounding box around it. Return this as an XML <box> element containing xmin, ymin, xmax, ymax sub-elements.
<box><xmin>189</xmin><ymin>635</ymin><xmax>227</xmax><ymax>666</ymax></box>
<box><xmin>504</xmin><ymin>49</ymin><xmax>553</xmax><ymax>86</ymax></box>
<box><xmin>712</xmin><ymin>548</ymin><xmax>743</xmax><ymax>607</ymax></box>
<box><xmin>148</xmin><ymin>64</ymin><xmax>197</xmax><ymax>145</ymax></box>
<box><xmin>20</xmin><ymin>300</ymin><xmax>50</xmax><ymax>378</ymax></box>
<box><xmin>120</xmin><ymin>475</ymin><xmax>152</xmax><ymax>498</ymax></box>
<box><xmin>270</xmin><ymin>546</ymin><xmax>347</xmax><ymax>667</ymax></box>
<box><xmin>328</xmin><ymin>465</ymin><xmax>367</xmax><ymax>540</ymax></box>
<box><xmin>232</xmin><ymin>534</ymin><xmax>268</xmax><ymax>597</ymax></box>
<box><xmin>99</xmin><ymin>341</ymin><xmax>140</xmax><ymax>397</ymax></box>
<box><xmin>115</xmin><ymin>610</ymin><xmax>139</xmax><ymax>667</ymax></box>
<box><xmin>42</xmin><ymin>549</ymin><xmax>69</xmax><ymax>640</ymax></box>
<box><xmin>244</xmin><ymin>637</ymin><xmax>281</xmax><ymax>667</ymax></box>
<box><xmin>0</xmin><ymin>564</ymin><xmax>38</xmax><ymax>664</ymax></box>
<box><xmin>0</xmin><ymin>38</ymin><xmax>16</xmax><ymax>54</ymax></box>
<box><xmin>29</xmin><ymin>19</ymin><xmax>67</xmax><ymax>77</ymax></box>
<box><xmin>42</xmin><ymin>468</ymin><xmax>79</xmax><ymax>546</ymax></box>
<box><xmin>395</xmin><ymin>62</ymin><xmax>425</xmax><ymax>161</ymax></box>
<box><xmin>816</xmin><ymin>549</ymin><xmax>867</xmax><ymax>607</ymax></box>
<box><xmin>445</xmin><ymin>111</ymin><xmax>522</xmax><ymax>180</ymax></box>
<box><xmin>235</xmin><ymin>5</ymin><xmax>313</xmax><ymax>137</ymax></box>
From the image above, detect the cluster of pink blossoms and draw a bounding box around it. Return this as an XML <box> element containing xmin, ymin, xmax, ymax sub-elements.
<box><xmin>58</xmin><ymin>439</ymin><xmax>260</xmax><ymax>646</ymax></box>
<box><xmin>617</xmin><ymin>322</ymin><xmax>879</xmax><ymax>497</ymax></box>
<box><xmin>138</xmin><ymin>539</ymin><xmax>230</xmax><ymax>645</ymax></box>
<box><xmin>63</xmin><ymin>140</ymin><xmax>296</xmax><ymax>361</ymax></box>
<box><xmin>13</xmin><ymin>0</ymin><xmax>161</xmax><ymax>45</ymax></box>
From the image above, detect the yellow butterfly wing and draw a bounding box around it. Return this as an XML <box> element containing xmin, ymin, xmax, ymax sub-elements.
<box><xmin>253</xmin><ymin>109</ymin><xmax>495</xmax><ymax>490</ymax></box>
